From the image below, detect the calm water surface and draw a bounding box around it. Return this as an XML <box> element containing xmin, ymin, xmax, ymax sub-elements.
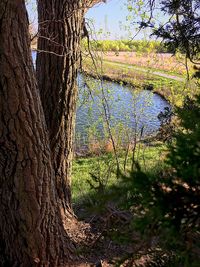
<box><xmin>32</xmin><ymin>51</ymin><xmax>170</xmax><ymax>146</ymax></box>
<box><xmin>76</xmin><ymin>75</ymin><xmax>170</xmax><ymax>146</ymax></box>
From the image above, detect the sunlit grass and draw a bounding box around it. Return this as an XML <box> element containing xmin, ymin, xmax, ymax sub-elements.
<box><xmin>83</xmin><ymin>57</ymin><xmax>186</xmax><ymax>105</ymax></box>
<box><xmin>72</xmin><ymin>141</ymin><xmax>168</xmax><ymax>205</ymax></box>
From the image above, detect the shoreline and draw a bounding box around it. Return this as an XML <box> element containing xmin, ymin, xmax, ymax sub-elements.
<box><xmin>74</xmin><ymin>133</ymin><xmax>161</xmax><ymax>158</ymax></box>
<box><xmin>31</xmin><ymin>48</ymin><xmax>183</xmax><ymax>104</ymax></box>
<box><xmin>82</xmin><ymin>69</ymin><xmax>171</xmax><ymax>103</ymax></box>
<box><xmin>82</xmin><ymin>57</ymin><xmax>185</xmax><ymax>105</ymax></box>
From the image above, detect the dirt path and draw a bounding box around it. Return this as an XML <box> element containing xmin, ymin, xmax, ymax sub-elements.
<box><xmin>104</xmin><ymin>60</ymin><xmax>185</xmax><ymax>82</ymax></box>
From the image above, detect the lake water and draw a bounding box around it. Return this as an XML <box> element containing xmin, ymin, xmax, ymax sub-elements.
<box><xmin>76</xmin><ymin>75</ymin><xmax>170</xmax><ymax>147</ymax></box>
<box><xmin>32</xmin><ymin>51</ymin><xmax>170</xmax><ymax>147</ymax></box>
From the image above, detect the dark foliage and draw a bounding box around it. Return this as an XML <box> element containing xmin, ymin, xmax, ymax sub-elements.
<box><xmin>155</xmin><ymin>0</ymin><xmax>200</xmax><ymax>62</ymax></box>
<box><xmin>157</xmin><ymin>107</ymin><xmax>174</xmax><ymax>143</ymax></box>
<box><xmin>120</xmin><ymin>94</ymin><xmax>200</xmax><ymax>266</ymax></box>
<box><xmin>135</xmin><ymin>0</ymin><xmax>200</xmax><ymax>63</ymax></box>
<box><xmin>167</xmin><ymin>95</ymin><xmax>200</xmax><ymax>185</ymax></box>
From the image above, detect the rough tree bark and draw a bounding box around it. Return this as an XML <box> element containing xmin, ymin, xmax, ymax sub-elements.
<box><xmin>0</xmin><ymin>0</ymin><xmax>74</xmax><ymax>265</ymax></box>
<box><xmin>0</xmin><ymin>0</ymin><xmax>105</xmax><ymax>265</ymax></box>
<box><xmin>36</xmin><ymin>1</ymin><xmax>84</xmax><ymax>212</ymax></box>
<box><xmin>36</xmin><ymin>0</ymin><xmax>105</xmax><ymax>211</ymax></box>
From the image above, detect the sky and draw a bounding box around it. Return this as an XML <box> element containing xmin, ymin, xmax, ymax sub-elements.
<box><xmin>27</xmin><ymin>0</ymin><xmax>151</xmax><ymax>40</ymax></box>
<box><xmin>85</xmin><ymin>0</ymin><xmax>131</xmax><ymax>39</ymax></box>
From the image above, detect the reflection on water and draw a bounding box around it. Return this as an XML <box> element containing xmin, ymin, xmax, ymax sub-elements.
<box><xmin>76</xmin><ymin>74</ymin><xmax>170</xmax><ymax>147</ymax></box>
<box><xmin>32</xmin><ymin>51</ymin><xmax>170</xmax><ymax>147</ymax></box>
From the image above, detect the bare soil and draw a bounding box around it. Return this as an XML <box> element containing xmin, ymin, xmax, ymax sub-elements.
<box><xmin>67</xmin><ymin>206</ymin><xmax>143</xmax><ymax>267</ymax></box>
<box><xmin>65</xmin><ymin>203</ymin><xmax>176</xmax><ymax>267</ymax></box>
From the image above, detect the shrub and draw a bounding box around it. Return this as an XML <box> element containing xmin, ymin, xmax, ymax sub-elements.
<box><xmin>117</xmin><ymin>93</ymin><xmax>200</xmax><ymax>266</ymax></box>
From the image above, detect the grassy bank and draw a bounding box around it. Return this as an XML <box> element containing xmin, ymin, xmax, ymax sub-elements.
<box><xmin>83</xmin><ymin>56</ymin><xmax>185</xmax><ymax>105</ymax></box>
<box><xmin>72</xmin><ymin>141</ymin><xmax>167</xmax><ymax>206</ymax></box>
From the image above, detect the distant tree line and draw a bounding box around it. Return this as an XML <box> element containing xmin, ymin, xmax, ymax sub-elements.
<box><xmin>82</xmin><ymin>39</ymin><xmax>172</xmax><ymax>53</ymax></box>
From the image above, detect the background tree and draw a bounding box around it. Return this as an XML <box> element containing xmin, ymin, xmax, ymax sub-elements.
<box><xmin>126</xmin><ymin>0</ymin><xmax>200</xmax><ymax>64</ymax></box>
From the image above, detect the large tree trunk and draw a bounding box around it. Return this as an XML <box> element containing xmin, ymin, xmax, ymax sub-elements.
<box><xmin>0</xmin><ymin>0</ymin><xmax>74</xmax><ymax>265</ymax></box>
<box><xmin>36</xmin><ymin>1</ymin><xmax>84</xmax><ymax>211</ymax></box>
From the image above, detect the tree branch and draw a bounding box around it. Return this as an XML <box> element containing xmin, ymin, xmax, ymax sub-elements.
<box><xmin>85</xmin><ymin>0</ymin><xmax>106</xmax><ymax>9</ymax></box>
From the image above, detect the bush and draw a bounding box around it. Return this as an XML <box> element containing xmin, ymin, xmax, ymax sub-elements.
<box><xmin>117</xmin><ymin>94</ymin><xmax>200</xmax><ymax>266</ymax></box>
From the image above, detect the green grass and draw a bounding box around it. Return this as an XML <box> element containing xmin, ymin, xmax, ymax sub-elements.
<box><xmin>83</xmin><ymin>57</ymin><xmax>186</xmax><ymax>106</ymax></box>
<box><xmin>105</xmin><ymin>61</ymin><xmax>184</xmax><ymax>98</ymax></box>
<box><xmin>72</xmin><ymin>141</ymin><xmax>168</xmax><ymax>206</ymax></box>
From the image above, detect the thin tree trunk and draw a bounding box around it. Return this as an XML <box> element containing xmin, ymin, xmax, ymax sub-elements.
<box><xmin>0</xmin><ymin>0</ymin><xmax>74</xmax><ymax>265</ymax></box>
<box><xmin>36</xmin><ymin>0</ymin><xmax>84</xmax><ymax>211</ymax></box>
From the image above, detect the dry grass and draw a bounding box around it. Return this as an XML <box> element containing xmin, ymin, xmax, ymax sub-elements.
<box><xmin>82</xmin><ymin>55</ymin><xmax>184</xmax><ymax>105</ymax></box>
<box><xmin>103</xmin><ymin>51</ymin><xmax>190</xmax><ymax>76</ymax></box>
